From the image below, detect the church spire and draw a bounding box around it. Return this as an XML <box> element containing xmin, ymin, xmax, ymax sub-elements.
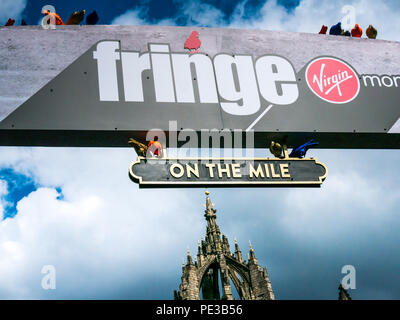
<box><xmin>187</xmin><ymin>247</ymin><xmax>193</xmax><ymax>265</ymax></box>
<box><xmin>234</xmin><ymin>238</ymin><xmax>243</xmax><ymax>263</ymax></box>
<box><xmin>203</xmin><ymin>190</ymin><xmax>221</xmax><ymax>253</ymax></box>
<box><xmin>204</xmin><ymin>190</ymin><xmax>216</xmax><ymax>216</ymax></box>
<box><xmin>249</xmin><ymin>240</ymin><xmax>256</xmax><ymax>261</ymax></box>
<box><xmin>175</xmin><ymin>191</ymin><xmax>275</xmax><ymax>300</ymax></box>
<box><xmin>338</xmin><ymin>284</ymin><xmax>352</xmax><ymax>300</ymax></box>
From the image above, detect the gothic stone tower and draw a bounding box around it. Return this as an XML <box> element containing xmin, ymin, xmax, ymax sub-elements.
<box><xmin>174</xmin><ymin>191</ymin><xmax>275</xmax><ymax>300</ymax></box>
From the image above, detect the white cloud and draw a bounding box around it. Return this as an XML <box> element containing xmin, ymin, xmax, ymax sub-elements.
<box><xmin>0</xmin><ymin>147</ymin><xmax>399</xmax><ymax>298</ymax></box>
<box><xmin>111</xmin><ymin>0</ymin><xmax>226</xmax><ymax>27</ymax></box>
<box><xmin>280</xmin><ymin>170</ymin><xmax>400</xmax><ymax>240</ymax></box>
<box><xmin>176</xmin><ymin>0</ymin><xmax>226</xmax><ymax>26</ymax></box>
<box><xmin>111</xmin><ymin>9</ymin><xmax>147</xmax><ymax>26</ymax></box>
<box><xmin>229</xmin><ymin>0</ymin><xmax>400</xmax><ymax>41</ymax></box>
<box><xmin>0</xmin><ymin>147</ymin><xmax>205</xmax><ymax>299</ymax></box>
<box><xmin>111</xmin><ymin>0</ymin><xmax>400</xmax><ymax>42</ymax></box>
<box><xmin>1</xmin><ymin>0</ymin><xmax>400</xmax><ymax>299</ymax></box>
<box><xmin>0</xmin><ymin>180</ymin><xmax>8</xmax><ymax>220</ymax></box>
<box><xmin>0</xmin><ymin>0</ymin><xmax>26</xmax><ymax>25</ymax></box>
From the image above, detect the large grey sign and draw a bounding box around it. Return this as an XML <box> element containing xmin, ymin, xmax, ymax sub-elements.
<box><xmin>0</xmin><ymin>26</ymin><xmax>399</xmax><ymax>148</ymax></box>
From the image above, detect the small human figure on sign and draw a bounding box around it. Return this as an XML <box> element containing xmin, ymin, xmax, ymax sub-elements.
<box><xmin>43</xmin><ymin>10</ymin><xmax>64</xmax><ymax>25</ymax></box>
<box><xmin>86</xmin><ymin>10</ymin><xmax>99</xmax><ymax>25</ymax></box>
<box><xmin>366</xmin><ymin>25</ymin><xmax>377</xmax><ymax>39</ymax></box>
<box><xmin>351</xmin><ymin>24</ymin><xmax>363</xmax><ymax>37</ymax></box>
<box><xmin>269</xmin><ymin>141</ymin><xmax>283</xmax><ymax>158</ymax></box>
<box><xmin>128</xmin><ymin>138</ymin><xmax>147</xmax><ymax>157</ymax></box>
<box><xmin>329</xmin><ymin>22</ymin><xmax>343</xmax><ymax>36</ymax></box>
<box><xmin>289</xmin><ymin>139</ymin><xmax>319</xmax><ymax>158</ymax></box>
<box><xmin>128</xmin><ymin>137</ymin><xmax>163</xmax><ymax>158</ymax></box>
<box><xmin>184</xmin><ymin>31</ymin><xmax>201</xmax><ymax>54</ymax></box>
<box><xmin>318</xmin><ymin>25</ymin><xmax>328</xmax><ymax>34</ymax></box>
<box><xmin>66</xmin><ymin>10</ymin><xmax>86</xmax><ymax>25</ymax></box>
<box><xmin>5</xmin><ymin>18</ymin><xmax>15</xmax><ymax>26</ymax></box>
<box><xmin>147</xmin><ymin>136</ymin><xmax>163</xmax><ymax>158</ymax></box>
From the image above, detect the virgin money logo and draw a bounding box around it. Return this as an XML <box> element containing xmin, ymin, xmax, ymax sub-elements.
<box><xmin>306</xmin><ymin>57</ymin><xmax>360</xmax><ymax>104</ymax></box>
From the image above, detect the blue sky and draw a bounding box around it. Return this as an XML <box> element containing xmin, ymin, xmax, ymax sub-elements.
<box><xmin>0</xmin><ymin>169</ymin><xmax>37</xmax><ymax>219</ymax></box>
<box><xmin>1</xmin><ymin>0</ymin><xmax>400</xmax><ymax>300</ymax></box>
<box><xmin>17</xmin><ymin>0</ymin><xmax>299</xmax><ymax>25</ymax></box>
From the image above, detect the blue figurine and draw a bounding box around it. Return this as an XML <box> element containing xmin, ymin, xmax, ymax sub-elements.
<box><xmin>329</xmin><ymin>22</ymin><xmax>343</xmax><ymax>36</ymax></box>
<box><xmin>289</xmin><ymin>139</ymin><xmax>319</xmax><ymax>158</ymax></box>
<box><xmin>86</xmin><ymin>10</ymin><xmax>99</xmax><ymax>25</ymax></box>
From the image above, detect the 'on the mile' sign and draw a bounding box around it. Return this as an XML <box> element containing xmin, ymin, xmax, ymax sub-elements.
<box><xmin>129</xmin><ymin>157</ymin><xmax>327</xmax><ymax>188</ymax></box>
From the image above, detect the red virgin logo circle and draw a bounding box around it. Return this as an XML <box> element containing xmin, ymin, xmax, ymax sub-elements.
<box><xmin>305</xmin><ymin>57</ymin><xmax>360</xmax><ymax>104</ymax></box>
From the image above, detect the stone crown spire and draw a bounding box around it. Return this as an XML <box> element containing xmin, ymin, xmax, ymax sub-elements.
<box><xmin>204</xmin><ymin>190</ymin><xmax>216</xmax><ymax>217</ymax></box>
<box><xmin>204</xmin><ymin>190</ymin><xmax>221</xmax><ymax>254</ymax></box>
<box><xmin>174</xmin><ymin>191</ymin><xmax>275</xmax><ymax>300</ymax></box>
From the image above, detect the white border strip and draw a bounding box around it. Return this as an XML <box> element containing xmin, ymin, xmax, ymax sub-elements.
<box><xmin>388</xmin><ymin>117</ymin><xmax>400</xmax><ymax>133</ymax></box>
<box><xmin>246</xmin><ymin>104</ymin><xmax>273</xmax><ymax>132</ymax></box>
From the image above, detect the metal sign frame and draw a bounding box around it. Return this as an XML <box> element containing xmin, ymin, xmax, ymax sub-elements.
<box><xmin>129</xmin><ymin>156</ymin><xmax>328</xmax><ymax>188</ymax></box>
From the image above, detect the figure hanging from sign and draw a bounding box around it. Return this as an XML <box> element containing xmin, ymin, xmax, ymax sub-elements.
<box><xmin>269</xmin><ymin>141</ymin><xmax>283</xmax><ymax>158</ymax></box>
<box><xmin>147</xmin><ymin>136</ymin><xmax>163</xmax><ymax>158</ymax></box>
<box><xmin>128</xmin><ymin>137</ymin><xmax>163</xmax><ymax>158</ymax></box>
<box><xmin>289</xmin><ymin>139</ymin><xmax>319</xmax><ymax>158</ymax></box>
<box><xmin>128</xmin><ymin>138</ymin><xmax>148</xmax><ymax>157</ymax></box>
<box><xmin>184</xmin><ymin>31</ymin><xmax>201</xmax><ymax>54</ymax></box>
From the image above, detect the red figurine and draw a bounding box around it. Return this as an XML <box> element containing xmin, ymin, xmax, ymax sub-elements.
<box><xmin>5</xmin><ymin>18</ymin><xmax>15</xmax><ymax>26</ymax></box>
<box><xmin>184</xmin><ymin>31</ymin><xmax>201</xmax><ymax>54</ymax></box>
<box><xmin>319</xmin><ymin>25</ymin><xmax>328</xmax><ymax>34</ymax></box>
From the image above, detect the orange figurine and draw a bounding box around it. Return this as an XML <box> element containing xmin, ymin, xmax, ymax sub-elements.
<box><xmin>351</xmin><ymin>24</ymin><xmax>362</xmax><ymax>37</ymax></box>
<box><xmin>43</xmin><ymin>10</ymin><xmax>64</xmax><ymax>25</ymax></box>
<box><xmin>147</xmin><ymin>137</ymin><xmax>163</xmax><ymax>158</ymax></box>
